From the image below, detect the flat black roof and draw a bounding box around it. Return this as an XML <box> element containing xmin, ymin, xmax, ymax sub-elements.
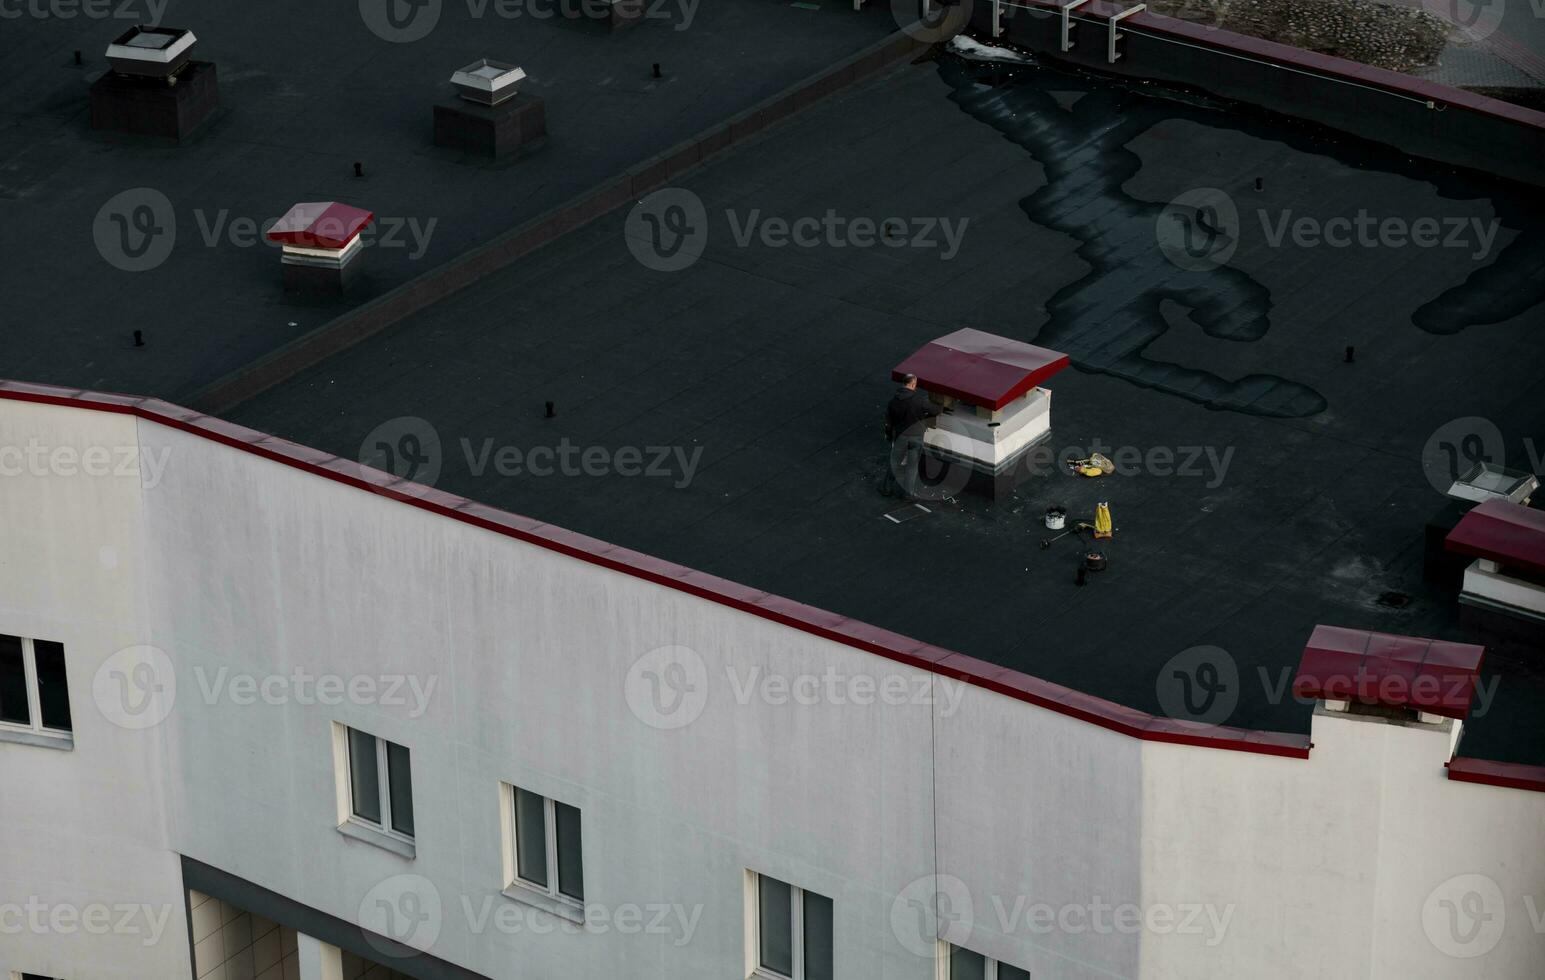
<box><xmin>0</xmin><ymin>1</ymin><xmax>894</xmax><ymax>400</ymax></box>
<box><xmin>221</xmin><ymin>52</ymin><xmax>1545</xmax><ymax>763</ymax></box>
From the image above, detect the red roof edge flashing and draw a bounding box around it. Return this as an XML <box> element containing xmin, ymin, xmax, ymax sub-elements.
<box><xmin>1447</xmin><ymin>757</ymin><xmax>1545</xmax><ymax>794</ymax></box>
<box><xmin>1</xmin><ymin>379</ymin><xmax>1313</xmax><ymax>758</ymax></box>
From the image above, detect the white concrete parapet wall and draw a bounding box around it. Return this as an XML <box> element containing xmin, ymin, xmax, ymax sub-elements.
<box><xmin>1</xmin><ymin>395</ymin><xmax>1542</xmax><ymax>980</ymax></box>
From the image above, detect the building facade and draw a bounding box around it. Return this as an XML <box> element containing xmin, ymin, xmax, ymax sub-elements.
<box><xmin>2</xmin><ymin>386</ymin><xmax>1542</xmax><ymax>980</ymax></box>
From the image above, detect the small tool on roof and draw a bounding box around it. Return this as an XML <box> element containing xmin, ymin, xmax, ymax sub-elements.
<box><xmin>1041</xmin><ymin>525</ymin><xmax>1078</xmax><ymax>549</ymax></box>
<box><xmin>1067</xmin><ymin>452</ymin><xmax>1115</xmax><ymax>477</ymax></box>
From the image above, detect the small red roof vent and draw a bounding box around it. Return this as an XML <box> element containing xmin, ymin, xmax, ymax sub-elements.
<box><xmin>1292</xmin><ymin>625</ymin><xmax>1484</xmax><ymax>720</ymax></box>
<box><xmin>266</xmin><ymin>202</ymin><xmax>374</xmax><ymax>250</ymax></box>
<box><xmin>892</xmin><ymin>328</ymin><xmax>1070</xmax><ymax>411</ymax></box>
<box><xmin>1445</xmin><ymin>499</ymin><xmax>1545</xmax><ymax>578</ymax></box>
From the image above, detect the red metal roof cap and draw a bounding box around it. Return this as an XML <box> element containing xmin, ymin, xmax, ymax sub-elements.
<box><xmin>1292</xmin><ymin>625</ymin><xmax>1485</xmax><ymax>720</ymax></box>
<box><xmin>892</xmin><ymin>328</ymin><xmax>1070</xmax><ymax>410</ymax></box>
<box><xmin>1445</xmin><ymin>499</ymin><xmax>1545</xmax><ymax>578</ymax></box>
<box><xmin>266</xmin><ymin>202</ymin><xmax>374</xmax><ymax>250</ymax></box>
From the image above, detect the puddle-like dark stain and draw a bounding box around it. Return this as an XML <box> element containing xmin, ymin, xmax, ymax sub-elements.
<box><xmin>935</xmin><ymin>55</ymin><xmax>1545</xmax><ymax>417</ymax></box>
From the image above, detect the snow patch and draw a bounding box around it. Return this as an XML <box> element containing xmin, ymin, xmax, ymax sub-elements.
<box><xmin>947</xmin><ymin>35</ymin><xmax>1036</xmax><ymax>64</ymax></box>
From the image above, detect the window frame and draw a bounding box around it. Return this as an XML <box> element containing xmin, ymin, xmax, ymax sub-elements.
<box><xmin>0</xmin><ymin>635</ymin><xmax>72</xmax><ymax>742</ymax></box>
<box><xmin>747</xmin><ymin>872</ymin><xmax>829</xmax><ymax>980</ymax></box>
<box><xmin>344</xmin><ymin>726</ymin><xmax>414</xmax><ymax>844</ymax></box>
<box><xmin>505</xmin><ymin>785</ymin><xmax>584</xmax><ymax>910</ymax></box>
<box><xmin>939</xmin><ymin>942</ymin><xmax>1030</xmax><ymax>980</ymax></box>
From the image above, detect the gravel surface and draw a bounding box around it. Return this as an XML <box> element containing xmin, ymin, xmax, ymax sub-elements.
<box><xmin>1150</xmin><ymin>0</ymin><xmax>1450</xmax><ymax>73</ymax></box>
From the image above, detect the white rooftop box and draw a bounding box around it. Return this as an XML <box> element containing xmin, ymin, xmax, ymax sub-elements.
<box><xmin>451</xmin><ymin>59</ymin><xmax>527</xmax><ymax>106</ymax></box>
<box><xmin>106</xmin><ymin>26</ymin><xmax>197</xmax><ymax>79</ymax></box>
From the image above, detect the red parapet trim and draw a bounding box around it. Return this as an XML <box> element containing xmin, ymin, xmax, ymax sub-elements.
<box><xmin>995</xmin><ymin>0</ymin><xmax>1545</xmax><ymax>131</ymax></box>
<box><xmin>1447</xmin><ymin>757</ymin><xmax>1545</xmax><ymax>794</ymax></box>
<box><xmin>934</xmin><ymin>652</ymin><xmax>1311</xmax><ymax>757</ymax></box>
<box><xmin>0</xmin><ymin>379</ymin><xmax>1308</xmax><ymax>759</ymax></box>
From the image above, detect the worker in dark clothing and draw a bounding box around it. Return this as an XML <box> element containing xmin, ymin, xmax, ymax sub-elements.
<box><xmin>882</xmin><ymin>374</ymin><xmax>941</xmax><ymax>498</ymax></box>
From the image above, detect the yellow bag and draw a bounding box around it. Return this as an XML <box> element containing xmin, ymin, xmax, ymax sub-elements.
<box><xmin>1093</xmin><ymin>501</ymin><xmax>1113</xmax><ymax>539</ymax></box>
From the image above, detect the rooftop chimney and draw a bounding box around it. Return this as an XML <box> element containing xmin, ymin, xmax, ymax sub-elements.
<box><xmin>1446</xmin><ymin>500</ymin><xmax>1545</xmax><ymax>639</ymax></box>
<box><xmin>92</xmin><ymin>26</ymin><xmax>218</xmax><ymax>140</ymax></box>
<box><xmin>450</xmin><ymin>59</ymin><xmax>527</xmax><ymax>106</ymax></box>
<box><xmin>434</xmin><ymin>60</ymin><xmax>547</xmax><ymax>160</ymax></box>
<box><xmin>891</xmin><ymin>328</ymin><xmax>1070</xmax><ymax>498</ymax></box>
<box><xmin>266</xmin><ymin>202</ymin><xmax>374</xmax><ymax>296</ymax></box>
<box><xmin>106</xmin><ymin>26</ymin><xmax>198</xmax><ymax>80</ymax></box>
<box><xmin>1292</xmin><ymin>625</ymin><xmax>1484</xmax><ymax>729</ymax></box>
<box><xmin>1445</xmin><ymin>462</ymin><xmax>1536</xmax><ymax>507</ymax></box>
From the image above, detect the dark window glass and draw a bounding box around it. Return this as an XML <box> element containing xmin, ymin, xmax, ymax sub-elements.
<box><xmin>515</xmin><ymin>788</ymin><xmax>548</xmax><ymax>887</ymax></box>
<box><xmin>348</xmin><ymin>728</ymin><xmax>381</xmax><ymax>824</ymax></box>
<box><xmin>950</xmin><ymin>946</ymin><xmax>987</xmax><ymax>980</ymax></box>
<box><xmin>998</xmin><ymin>964</ymin><xmax>1031</xmax><ymax>980</ymax></box>
<box><xmin>0</xmin><ymin>634</ymin><xmax>29</xmax><ymax>726</ymax></box>
<box><xmin>555</xmin><ymin>800</ymin><xmax>584</xmax><ymax>901</ymax></box>
<box><xmin>758</xmin><ymin>875</ymin><xmax>794</xmax><ymax>977</ymax></box>
<box><xmin>33</xmin><ymin>640</ymin><xmax>71</xmax><ymax>732</ymax></box>
<box><xmin>802</xmin><ymin>890</ymin><xmax>833</xmax><ymax>980</ymax></box>
<box><xmin>386</xmin><ymin>740</ymin><xmax>414</xmax><ymax>837</ymax></box>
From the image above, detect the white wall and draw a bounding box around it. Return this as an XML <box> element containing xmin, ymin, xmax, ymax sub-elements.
<box><xmin>2</xmin><ymin>399</ymin><xmax>1543</xmax><ymax>980</ymax></box>
<box><xmin>0</xmin><ymin>401</ymin><xmax>189</xmax><ymax>980</ymax></box>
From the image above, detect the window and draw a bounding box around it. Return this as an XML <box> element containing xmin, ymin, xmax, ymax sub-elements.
<box><xmin>944</xmin><ymin>944</ymin><xmax>1030</xmax><ymax>980</ymax></box>
<box><xmin>0</xmin><ymin>634</ymin><xmax>72</xmax><ymax>740</ymax></box>
<box><xmin>748</xmin><ymin>872</ymin><xmax>832</xmax><ymax>980</ymax></box>
<box><xmin>506</xmin><ymin>785</ymin><xmax>584</xmax><ymax>904</ymax></box>
<box><xmin>345</xmin><ymin>726</ymin><xmax>414</xmax><ymax>840</ymax></box>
